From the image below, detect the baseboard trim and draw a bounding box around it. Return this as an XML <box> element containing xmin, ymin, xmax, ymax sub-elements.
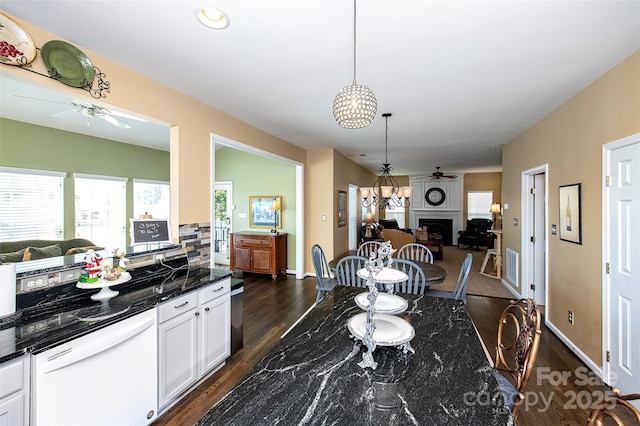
<box><xmin>545</xmin><ymin>320</ymin><xmax>602</xmax><ymax>379</ymax></box>
<box><xmin>501</xmin><ymin>279</ymin><xmax>521</xmax><ymax>299</ymax></box>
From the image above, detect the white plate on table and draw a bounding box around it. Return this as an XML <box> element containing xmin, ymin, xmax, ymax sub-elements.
<box><xmin>347</xmin><ymin>312</ymin><xmax>415</xmax><ymax>346</ymax></box>
<box><xmin>357</xmin><ymin>267</ymin><xmax>408</xmax><ymax>284</ymax></box>
<box><xmin>354</xmin><ymin>292</ymin><xmax>407</xmax><ymax>314</ymax></box>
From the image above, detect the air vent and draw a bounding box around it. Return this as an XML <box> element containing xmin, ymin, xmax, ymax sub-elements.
<box><xmin>506</xmin><ymin>248</ymin><xmax>518</xmax><ymax>284</ymax></box>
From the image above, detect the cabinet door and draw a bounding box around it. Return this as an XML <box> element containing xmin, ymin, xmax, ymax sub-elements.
<box><xmin>251</xmin><ymin>248</ymin><xmax>272</xmax><ymax>272</ymax></box>
<box><xmin>199</xmin><ymin>296</ymin><xmax>231</xmax><ymax>375</ymax></box>
<box><xmin>158</xmin><ymin>311</ymin><xmax>199</xmax><ymax>408</ymax></box>
<box><xmin>0</xmin><ymin>393</ymin><xmax>25</xmax><ymax>426</ymax></box>
<box><xmin>234</xmin><ymin>247</ymin><xmax>252</xmax><ymax>270</ymax></box>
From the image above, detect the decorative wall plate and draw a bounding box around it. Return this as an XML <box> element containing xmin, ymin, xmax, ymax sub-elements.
<box><xmin>41</xmin><ymin>40</ymin><xmax>95</xmax><ymax>87</ymax></box>
<box><xmin>0</xmin><ymin>12</ymin><xmax>37</xmax><ymax>65</ymax></box>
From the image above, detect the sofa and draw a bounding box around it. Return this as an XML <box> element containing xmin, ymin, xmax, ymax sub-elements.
<box><xmin>380</xmin><ymin>229</ymin><xmax>415</xmax><ymax>257</ymax></box>
<box><xmin>457</xmin><ymin>219</ymin><xmax>493</xmax><ymax>250</ymax></box>
<box><xmin>0</xmin><ymin>238</ymin><xmax>100</xmax><ymax>263</ymax></box>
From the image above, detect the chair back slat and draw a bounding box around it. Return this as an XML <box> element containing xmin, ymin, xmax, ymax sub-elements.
<box><xmin>335</xmin><ymin>255</ymin><xmax>368</xmax><ymax>288</ymax></box>
<box><xmin>357</xmin><ymin>241</ymin><xmax>382</xmax><ymax>258</ymax></box>
<box><xmin>452</xmin><ymin>253</ymin><xmax>473</xmax><ymax>302</ymax></box>
<box><xmin>398</xmin><ymin>243</ymin><xmax>434</xmax><ymax>264</ymax></box>
<box><xmin>311</xmin><ymin>244</ymin><xmax>331</xmax><ymax>285</ymax></box>
<box><xmin>390</xmin><ymin>258</ymin><xmax>427</xmax><ymax>295</ymax></box>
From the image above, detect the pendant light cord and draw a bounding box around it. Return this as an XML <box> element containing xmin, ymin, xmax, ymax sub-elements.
<box><xmin>384</xmin><ymin>113</ymin><xmax>390</xmax><ymax>164</ymax></box>
<box><xmin>352</xmin><ymin>0</ymin><xmax>357</xmax><ymax>84</ymax></box>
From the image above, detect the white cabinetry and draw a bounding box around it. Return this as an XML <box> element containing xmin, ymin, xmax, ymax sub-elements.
<box><xmin>0</xmin><ymin>355</ymin><xmax>29</xmax><ymax>426</ymax></box>
<box><xmin>158</xmin><ymin>278</ymin><xmax>231</xmax><ymax>410</ymax></box>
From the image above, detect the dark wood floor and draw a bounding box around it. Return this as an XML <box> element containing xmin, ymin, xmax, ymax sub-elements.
<box><xmin>153</xmin><ymin>273</ymin><xmax>616</xmax><ymax>426</ymax></box>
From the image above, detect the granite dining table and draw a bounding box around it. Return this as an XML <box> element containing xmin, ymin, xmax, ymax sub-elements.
<box><xmin>197</xmin><ymin>286</ymin><xmax>512</xmax><ymax>425</ymax></box>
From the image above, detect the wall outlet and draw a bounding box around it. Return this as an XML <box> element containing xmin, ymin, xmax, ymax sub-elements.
<box><xmin>568</xmin><ymin>310</ymin><xmax>574</xmax><ymax>324</ymax></box>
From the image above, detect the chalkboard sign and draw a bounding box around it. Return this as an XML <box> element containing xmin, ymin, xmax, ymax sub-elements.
<box><xmin>130</xmin><ymin>219</ymin><xmax>171</xmax><ymax>244</ymax></box>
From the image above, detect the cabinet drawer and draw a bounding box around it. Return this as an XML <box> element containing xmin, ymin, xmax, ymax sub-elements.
<box><xmin>158</xmin><ymin>292</ymin><xmax>198</xmax><ymax>323</ymax></box>
<box><xmin>0</xmin><ymin>357</ymin><xmax>24</xmax><ymax>399</ymax></box>
<box><xmin>199</xmin><ymin>278</ymin><xmax>231</xmax><ymax>304</ymax></box>
<box><xmin>233</xmin><ymin>236</ymin><xmax>271</xmax><ymax>246</ymax></box>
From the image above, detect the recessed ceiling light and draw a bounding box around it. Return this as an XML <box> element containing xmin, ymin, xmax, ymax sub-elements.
<box><xmin>197</xmin><ymin>6</ymin><xmax>230</xmax><ymax>30</ymax></box>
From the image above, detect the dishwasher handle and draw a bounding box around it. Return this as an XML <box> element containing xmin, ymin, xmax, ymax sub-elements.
<box><xmin>41</xmin><ymin>314</ymin><xmax>155</xmax><ymax>374</ymax></box>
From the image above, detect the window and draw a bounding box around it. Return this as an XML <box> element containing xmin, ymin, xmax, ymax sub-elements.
<box><xmin>467</xmin><ymin>191</ymin><xmax>493</xmax><ymax>219</ymax></box>
<box><xmin>0</xmin><ymin>167</ymin><xmax>65</xmax><ymax>241</ymax></box>
<box><xmin>75</xmin><ymin>174</ymin><xmax>127</xmax><ymax>249</ymax></box>
<box><xmin>133</xmin><ymin>179</ymin><xmax>170</xmax><ymax>220</ymax></box>
<box><xmin>385</xmin><ymin>197</ymin><xmax>405</xmax><ymax>228</ymax></box>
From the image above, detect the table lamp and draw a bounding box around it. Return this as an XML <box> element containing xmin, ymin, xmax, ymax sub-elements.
<box><xmin>271</xmin><ymin>198</ymin><xmax>281</xmax><ymax>234</ymax></box>
<box><xmin>364</xmin><ymin>212</ymin><xmax>375</xmax><ymax>238</ymax></box>
<box><xmin>490</xmin><ymin>202</ymin><xmax>501</xmax><ymax>229</ymax></box>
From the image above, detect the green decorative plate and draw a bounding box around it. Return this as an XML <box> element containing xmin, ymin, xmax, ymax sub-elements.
<box><xmin>41</xmin><ymin>40</ymin><xmax>95</xmax><ymax>88</ymax></box>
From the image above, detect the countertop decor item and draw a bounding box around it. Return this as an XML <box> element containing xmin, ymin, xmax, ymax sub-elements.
<box><xmin>0</xmin><ymin>12</ymin><xmax>36</xmax><ymax>65</ymax></box>
<box><xmin>41</xmin><ymin>40</ymin><xmax>95</xmax><ymax>88</ymax></box>
<box><xmin>350</xmin><ymin>241</ymin><xmax>412</xmax><ymax>369</ymax></box>
<box><xmin>0</xmin><ymin>262</ymin><xmax>17</xmax><ymax>318</ymax></box>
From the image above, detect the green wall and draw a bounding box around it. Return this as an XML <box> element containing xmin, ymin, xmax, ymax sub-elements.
<box><xmin>0</xmin><ymin>118</ymin><xmax>170</xmax><ymax>243</ymax></box>
<box><xmin>215</xmin><ymin>147</ymin><xmax>296</xmax><ymax>270</ymax></box>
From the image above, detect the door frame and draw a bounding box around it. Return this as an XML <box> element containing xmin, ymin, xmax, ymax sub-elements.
<box><xmin>520</xmin><ymin>164</ymin><xmax>548</xmax><ymax>307</ymax></box>
<box><xmin>211</xmin><ymin>134</ymin><xmax>305</xmax><ymax>279</ymax></box>
<box><xmin>213</xmin><ymin>181</ymin><xmax>233</xmax><ymax>265</ymax></box>
<box><xmin>602</xmin><ymin>132</ymin><xmax>640</xmax><ymax>386</ymax></box>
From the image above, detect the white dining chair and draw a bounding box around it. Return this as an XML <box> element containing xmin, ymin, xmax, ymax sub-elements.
<box><xmin>398</xmin><ymin>243</ymin><xmax>434</xmax><ymax>264</ymax></box>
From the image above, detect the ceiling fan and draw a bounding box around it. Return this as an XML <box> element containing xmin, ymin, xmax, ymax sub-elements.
<box><xmin>430</xmin><ymin>167</ymin><xmax>458</xmax><ymax>180</ymax></box>
<box><xmin>11</xmin><ymin>94</ymin><xmax>145</xmax><ymax>129</ymax></box>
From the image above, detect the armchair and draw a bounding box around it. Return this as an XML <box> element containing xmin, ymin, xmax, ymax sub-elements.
<box><xmin>457</xmin><ymin>218</ymin><xmax>493</xmax><ymax>250</ymax></box>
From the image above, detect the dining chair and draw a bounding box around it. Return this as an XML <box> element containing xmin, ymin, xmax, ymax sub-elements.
<box><xmin>311</xmin><ymin>244</ymin><xmax>337</xmax><ymax>304</ymax></box>
<box><xmin>492</xmin><ymin>298</ymin><xmax>542</xmax><ymax>423</ymax></box>
<box><xmin>334</xmin><ymin>255</ymin><xmax>368</xmax><ymax>288</ymax></box>
<box><xmin>397</xmin><ymin>243</ymin><xmax>434</xmax><ymax>264</ymax></box>
<box><xmin>586</xmin><ymin>387</ymin><xmax>640</xmax><ymax>425</ymax></box>
<box><xmin>357</xmin><ymin>241</ymin><xmax>382</xmax><ymax>258</ymax></box>
<box><xmin>390</xmin><ymin>258</ymin><xmax>427</xmax><ymax>295</ymax></box>
<box><xmin>426</xmin><ymin>253</ymin><xmax>472</xmax><ymax>303</ymax></box>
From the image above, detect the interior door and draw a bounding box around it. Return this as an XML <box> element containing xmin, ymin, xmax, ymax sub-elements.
<box><xmin>605</xmin><ymin>138</ymin><xmax>639</xmax><ymax>403</ymax></box>
<box><xmin>532</xmin><ymin>173</ymin><xmax>546</xmax><ymax>305</ymax></box>
<box><xmin>214</xmin><ymin>182</ymin><xmax>233</xmax><ymax>265</ymax></box>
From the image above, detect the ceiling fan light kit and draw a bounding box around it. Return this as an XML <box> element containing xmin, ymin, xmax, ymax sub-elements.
<box><xmin>332</xmin><ymin>0</ymin><xmax>377</xmax><ymax>129</ymax></box>
<box><xmin>360</xmin><ymin>113</ymin><xmax>412</xmax><ymax>211</ymax></box>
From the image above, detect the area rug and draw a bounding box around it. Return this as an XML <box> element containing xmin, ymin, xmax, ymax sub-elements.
<box><xmin>429</xmin><ymin>246</ymin><xmax>515</xmax><ymax>299</ymax></box>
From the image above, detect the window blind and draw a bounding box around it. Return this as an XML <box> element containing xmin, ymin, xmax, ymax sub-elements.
<box><xmin>0</xmin><ymin>167</ymin><xmax>65</xmax><ymax>241</ymax></box>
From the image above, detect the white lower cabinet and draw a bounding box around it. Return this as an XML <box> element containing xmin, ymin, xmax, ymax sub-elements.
<box><xmin>158</xmin><ymin>278</ymin><xmax>231</xmax><ymax>410</ymax></box>
<box><xmin>0</xmin><ymin>355</ymin><xmax>30</xmax><ymax>426</ymax></box>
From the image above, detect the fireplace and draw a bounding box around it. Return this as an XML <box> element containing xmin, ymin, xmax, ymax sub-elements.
<box><xmin>418</xmin><ymin>219</ymin><xmax>454</xmax><ymax>246</ymax></box>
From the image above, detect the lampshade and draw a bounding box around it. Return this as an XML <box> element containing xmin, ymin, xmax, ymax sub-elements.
<box><xmin>359</xmin><ymin>187</ymin><xmax>372</xmax><ymax>198</ymax></box>
<box><xmin>364</xmin><ymin>212</ymin><xmax>375</xmax><ymax>224</ymax></box>
<box><xmin>490</xmin><ymin>202</ymin><xmax>501</xmax><ymax>213</ymax></box>
<box><xmin>272</xmin><ymin>199</ymin><xmax>281</xmax><ymax>210</ymax></box>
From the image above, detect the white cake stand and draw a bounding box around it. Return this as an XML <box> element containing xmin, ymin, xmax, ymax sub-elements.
<box><xmin>76</xmin><ymin>272</ymin><xmax>132</xmax><ymax>321</ymax></box>
<box><xmin>76</xmin><ymin>272</ymin><xmax>131</xmax><ymax>301</ymax></box>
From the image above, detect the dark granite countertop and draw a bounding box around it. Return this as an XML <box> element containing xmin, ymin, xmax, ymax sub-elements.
<box><xmin>0</xmin><ymin>264</ymin><xmax>232</xmax><ymax>364</ymax></box>
<box><xmin>197</xmin><ymin>286</ymin><xmax>512</xmax><ymax>426</ymax></box>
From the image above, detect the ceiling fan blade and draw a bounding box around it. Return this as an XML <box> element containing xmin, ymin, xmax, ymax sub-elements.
<box><xmin>109</xmin><ymin>110</ymin><xmax>147</xmax><ymax>122</ymax></box>
<box><xmin>99</xmin><ymin>113</ymin><xmax>131</xmax><ymax>129</ymax></box>
<box><xmin>50</xmin><ymin>109</ymin><xmax>79</xmax><ymax>118</ymax></box>
<box><xmin>11</xmin><ymin>94</ymin><xmax>71</xmax><ymax>106</ymax></box>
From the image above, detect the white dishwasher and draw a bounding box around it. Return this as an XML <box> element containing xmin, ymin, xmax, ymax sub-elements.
<box><xmin>32</xmin><ymin>309</ymin><xmax>158</xmax><ymax>426</ymax></box>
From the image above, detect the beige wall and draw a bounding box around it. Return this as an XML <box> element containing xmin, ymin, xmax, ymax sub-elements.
<box><xmin>463</xmin><ymin>172</ymin><xmax>502</xmax><ymax>226</ymax></box>
<box><xmin>502</xmin><ymin>50</ymin><xmax>639</xmax><ymax>366</ymax></box>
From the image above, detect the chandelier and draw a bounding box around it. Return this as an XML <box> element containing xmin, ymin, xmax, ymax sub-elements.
<box><xmin>332</xmin><ymin>0</ymin><xmax>377</xmax><ymax>129</ymax></box>
<box><xmin>360</xmin><ymin>113</ymin><xmax>413</xmax><ymax>210</ymax></box>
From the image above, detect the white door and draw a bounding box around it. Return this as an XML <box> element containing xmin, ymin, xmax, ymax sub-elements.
<box><xmin>532</xmin><ymin>173</ymin><xmax>546</xmax><ymax>305</ymax></box>
<box><xmin>604</xmin><ymin>135</ymin><xmax>640</xmax><ymax>402</ymax></box>
<box><xmin>214</xmin><ymin>182</ymin><xmax>233</xmax><ymax>265</ymax></box>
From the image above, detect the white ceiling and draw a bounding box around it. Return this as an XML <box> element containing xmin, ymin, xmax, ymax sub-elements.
<box><xmin>1</xmin><ymin>1</ymin><xmax>638</xmax><ymax>176</ymax></box>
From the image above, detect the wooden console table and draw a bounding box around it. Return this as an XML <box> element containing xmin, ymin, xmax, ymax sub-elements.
<box><xmin>230</xmin><ymin>232</ymin><xmax>287</xmax><ymax>279</ymax></box>
<box><xmin>416</xmin><ymin>237</ymin><xmax>444</xmax><ymax>260</ymax></box>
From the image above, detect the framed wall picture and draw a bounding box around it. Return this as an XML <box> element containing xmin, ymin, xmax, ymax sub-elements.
<box><xmin>558</xmin><ymin>183</ymin><xmax>581</xmax><ymax>244</ymax></box>
<box><xmin>337</xmin><ymin>190</ymin><xmax>347</xmax><ymax>227</ymax></box>
<box><xmin>249</xmin><ymin>196</ymin><xmax>282</xmax><ymax>229</ymax></box>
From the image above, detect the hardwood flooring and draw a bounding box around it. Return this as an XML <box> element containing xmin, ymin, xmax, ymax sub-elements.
<box><xmin>153</xmin><ymin>273</ymin><xmax>618</xmax><ymax>426</ymax></box>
